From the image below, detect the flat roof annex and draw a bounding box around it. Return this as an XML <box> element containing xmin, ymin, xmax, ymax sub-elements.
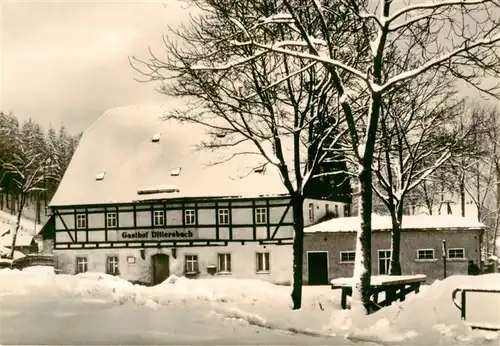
<box><xmin>305</xmin><ymin>214</ymin><xmax>484</xmax><ymax>233</ymax></box>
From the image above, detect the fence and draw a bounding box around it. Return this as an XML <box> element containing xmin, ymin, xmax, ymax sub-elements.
<box><xmin>452</xmin><ymin>288</ymin><xmax>500</xmax><ymax>331</ymax></box>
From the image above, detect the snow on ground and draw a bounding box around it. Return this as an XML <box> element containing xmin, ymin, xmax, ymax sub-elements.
<box><xmin>1</xmin><ymin>267</ymin><xmax>499</xmax><ymax>345</ymax></box>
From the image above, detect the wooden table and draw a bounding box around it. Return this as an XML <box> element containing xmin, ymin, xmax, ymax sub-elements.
<box><xmin>331</xmin><ymin>275</ymin><xmax>427</xmax><ymax>311</ymax></box>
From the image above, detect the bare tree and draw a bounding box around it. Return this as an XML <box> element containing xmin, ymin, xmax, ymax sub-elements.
<box><xmin>372</xmin><ymin>70</ymin><xmax>467</xmax><ymax>275</ymax></box>
<box><xmin>1</xmin><ymin>146</ymin><xmax>49</xmax><ymax>259</ymax></box>
<box><xmin>462</xmin><ymin>103</ymin><xmax>500</xmax><ymax>256</ymax></box>
<box><xmin>131</xmin><ymin>0</ymin><xmax>365</xmax><ymax>309</ymax></box>
<box><xmin>412</xmin><ymin>102</ymin><xmax>500</xmax><ymax>256</ymax></box>
<box><xmin>134</xmin><ymin>0</ymin><xmax>500</xmax><ymax>313</ymax></box>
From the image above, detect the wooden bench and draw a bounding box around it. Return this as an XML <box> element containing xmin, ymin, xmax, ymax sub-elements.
<box><xmin>331</xmin><ymin>275</ymin><xmax>426</xmax><ymax>311</ymax></box>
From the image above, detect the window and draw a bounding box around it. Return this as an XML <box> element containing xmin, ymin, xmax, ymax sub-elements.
<box><xmin>217</xmin><ymin>253</ymin><xmax>231</xmax><ymax>273</ymax></box>
<box><xmin>76</xmin><ymin>257</ymin><xmax>88</xmax><ymax>273</ymax></box>
<box><xmin>106</xmin><ymin>256</ymin><xmax>119</xmax><ymax>275</ymax></box>
<box><xmin>256</xmin><ymin>252</ymin><xmax>270</xmax><ymax>272</ymax></box>
<box><xmin>448</xmin><ymin>248</ymin><xmax>465</xmax><ymax>259</ymax></box>
<box><xmin>378</xmin><ymin>250</ymin><xmax>391</xmax><ymax>275</ymax></box>
<box><xmin>308</xmin><ymin>203</ymin><xmax>315</xmax><ymax>221</ymax></box>
<box><xmin>218</xmin><ymin>208</ymin><xmax>230</xmax><ymax>225</ymax></box>
<box><xmin>76</xmin><ymin>214</ymin><xmax>87</xmax><ymax>229</ymax></box>
<box><xmin>184</xmin><ymin>209</ymin><xmax>196</xmax><ymax>225</ymax></box>
<box><xmin>255</xmin><ymin>207</ymin><xmax>267</xmax><ymax>224</ymax></box>
<box><xmin>153</xmin><ymin>210</ymin><xmax>165</xmax><ymax>226</ymax></box>
<box><xmin>340</xmin><ymin>251</ymin><xmax>355</xmax><ymax>263</ymax></box>
<box><xmin>106</xmin><ymin>212</ymin><xmax>117</xmax><ymax>228</ymax></box>
<box><xmin>334</xmin><ymin>205</ymin><xmax>339</xmax><ymax>217</ymax></box>
<box><xmin>417</xmin><ymin>249</ymin><xmax>435</xmax><ymax>260</ymax></box>
<box><xmin>185</xmin><ymin>255</ymin><xmax>199</xmax><ymax>273</ymax></box>
<box><xmin>325</xmin><ymin>204</ymin><xmax>330</xmax><ymax>214</ymax></box>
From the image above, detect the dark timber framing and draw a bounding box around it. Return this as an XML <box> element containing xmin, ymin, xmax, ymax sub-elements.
<box><xmin>51</xmin><ymin>195</ymin><xmax>294</xmax><ymax>250</ymax></box>
<box><xmin>271</xmin><ymin>200</ymin><xmax>293</xmax><ymax>239</ymax></box>
<box><xmin>266</xmin><ymin>199</ymin><xmax>271</xmax><ymax>239</ymax></box>
<box><xmin>252</xmin><ymin>200</ymin><xmax>256</xmax><ymax>240</ymax></box>
<box><xmin>55</xmin><ymin>211</ymin><xmax>75</xmax><ymax>243</ymax></box>
<box><xmin>215</xmin><ymin>202</ymin><xmax>220</xmax><ymax>240</ymax></box>
<box><xmin>51</xmin><ymin>195</ymin><xmax>291</xmax><ymax>211</ymax></box>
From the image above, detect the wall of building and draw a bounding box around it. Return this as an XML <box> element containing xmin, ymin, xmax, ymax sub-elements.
<box><xmin>51</xmin><ymin>242</ymin><xmax>293</xmax><ymax>285</ymax></box>
<box><xmin>303</xmin><ymin>198</ymin><xmax>349</xmax><ymax>227</ymax></box>
<box><xmin>52</xmin><ymin>197</ymin><xmax>298</xmax><ymax>247</ymax></box>
<box><xmin>303</xmin><ymin>229</ymin><xmax>482</xmax><ymax>284</ymax></box>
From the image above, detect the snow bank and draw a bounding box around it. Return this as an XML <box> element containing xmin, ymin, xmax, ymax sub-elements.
<box><xmin>1</xmin><ymin>269</ymin><xmax>499</xmax><ymax>345</ymax></box>
<box><xmin>332</xmin><ymin>274</ymin><xmax>500</xmax><ymax>344</ymax></box>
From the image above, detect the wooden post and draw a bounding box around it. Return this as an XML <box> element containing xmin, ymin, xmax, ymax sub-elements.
<box><xmin>460</xmin><ymin>290</ymin><xmax>466</xmax><ymax>320</ymax></box>
<box><xmin>442</xmin><ymin>240</ymin><xmax>447</xmax><ymax>279</ymax></box>
<box><xmin>341</xmin><ymin>288</ymin><xmax>347</xmax><ymax>309</ymax></box>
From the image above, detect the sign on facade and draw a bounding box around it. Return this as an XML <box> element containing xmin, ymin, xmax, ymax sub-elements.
<box><xmin>119</xmin><ymin>229</ymin><xmax>197</xmax><ymax>241</ymax></box>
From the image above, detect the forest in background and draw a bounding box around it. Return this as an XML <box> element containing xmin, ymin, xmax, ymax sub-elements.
<box><xmin>0</xmin><ymin>111</ymin><xmax>81</xmax><ymax>225</ymax></box>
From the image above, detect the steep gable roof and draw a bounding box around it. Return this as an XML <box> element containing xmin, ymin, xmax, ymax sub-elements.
<box><xmin>50</xmin><ymin>103</ymin><xmax>290</xmax><ymax>207</ymax></box>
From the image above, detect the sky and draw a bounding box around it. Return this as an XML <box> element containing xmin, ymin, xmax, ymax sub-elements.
<box><xmin>1</xmin><ymin>0</ymin><xmax>190</xmax><ymax>134</ymax></box>
<box><xmin>1</xmin><ymin>0</ymin><xmax>498</xmax><ymax>135</ymax></box>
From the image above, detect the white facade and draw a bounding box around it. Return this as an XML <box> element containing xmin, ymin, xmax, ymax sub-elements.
<box><xmin>53</xmin><ymin>242</ymin><xmax>293</xmax><ymax>285</ymax></box>
<box><xmin>48</xmin><ymin>197</ymin><xmax>348</xmax><ymax>285</ymax></box>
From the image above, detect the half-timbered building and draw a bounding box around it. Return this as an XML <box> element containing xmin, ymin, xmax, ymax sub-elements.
<box><xmin>42</xmin><ymin>103</ymin><xmax>350</xmax><ymax>285</ymax></box>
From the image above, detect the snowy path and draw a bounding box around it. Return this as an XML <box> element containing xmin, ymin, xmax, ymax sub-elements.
<box><xmin>0</xmin><ymin>293</ymin><xmax>356</xmax><ymax>345</ymax></box>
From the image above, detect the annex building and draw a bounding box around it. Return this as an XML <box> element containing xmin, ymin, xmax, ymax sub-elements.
<box><xmin>42</xmin><ymin>103</ymin><xmax>350</xmax><ymax>285</ymax></box>
<box><xmin>303</xmin><ymin>214</ymin><xmax>484</xmax><ymax>284</ymax></box>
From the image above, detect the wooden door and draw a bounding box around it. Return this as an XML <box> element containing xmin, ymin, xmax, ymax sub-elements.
<box><xmin>308</xmin><ymin>252</ymin><xmax>329</xmax><ymax>285</ymax></box>
<box><xmin>152</xmin><ymin>254</ymin><xmax>170</xmax><ymax>285</ymax></box>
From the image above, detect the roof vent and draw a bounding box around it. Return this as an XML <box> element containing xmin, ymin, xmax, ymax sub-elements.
<box><xmin>152</xmin><ymin>133</ymin><xmax>161</xmax><ymax>142</ymax></box>
<box><xmin>95</xmin><ymin>172</ymin><xmax>106</xmax><ymax>181</ymax></box>
<box><xmin>137</xmin><ymin>185</ymin><xmax>180</xmax><ymax>195</ymax></box>
<box><xmin>170</xmin><ymin>167</ymin><xmax>182</xmax><ymax>176</ymax></box>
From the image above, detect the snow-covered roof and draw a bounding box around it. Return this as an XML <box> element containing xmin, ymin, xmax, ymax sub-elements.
<box><xmin>331</xmin><ymin>274</ymin><xmax>427</xmax><ymax>287</ymax></box>
<box><xmin>0</xmin><ymin>229</ymin><xmax>36</xmax><ymax>247</ymax></box>
<box><xmin>50</xmin><ymin>103</ymin><xmax>291</xmax><ymax>206</ymax></box>
<box><xmin>305</xmin><ymin>214</ymin><xmax>484</xmax><ymax>233</ymax></box>
<box><xmin>0</xmin><ymin>211</ymin><xmax>41</xmax><ymax>236</ymax></box>
<box><xmin>0</xmin><ymin>245</ymin><xmax>26</xmax><ymax>259</ymax></box>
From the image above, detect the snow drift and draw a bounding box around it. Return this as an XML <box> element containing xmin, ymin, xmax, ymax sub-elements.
<box><xmin>0</xmin><ymin>267</ymin><xmax>498</xmax><ymax>345</ymax></box>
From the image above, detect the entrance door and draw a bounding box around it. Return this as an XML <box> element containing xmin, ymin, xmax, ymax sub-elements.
<box><xmin>308</xmin><ymin>252</ymin><xmax>329</xmax><ymax>285</ymax></box>
<box><xmin>152</xmin><ymin>254</ymin><xmax>170</xmax><ymax>285</ymax></box>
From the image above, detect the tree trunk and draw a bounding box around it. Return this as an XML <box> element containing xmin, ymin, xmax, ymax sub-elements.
<box><xmin>9</xmin><ymin>194</ymin><xmax>26</xmax><ymax>259</ymax></box>
<box><xmin>494</xmin><ymin>177</ymin><xmax>500</xmax><ymax>256</ymax></box>
<box><xmin>389</xmin><ymin>203</ymin><xmax>403</xmax><ymax>275</ymax></box>
<box><xmin>351</xmin><ymin>168</ymin><xmax>373</xmax><ymax>314</ymax></box>
<box><xmin>460</xmin><ymin>173</ymin><xmax>465</xmax><ymax>217</ymax></box>
<box><xmin>290</xmin><ymin>194</ymin><xmax>305</xmax><ymax>310</ymax></box>
<box><xmin>10</xmin><ymin>194</ymin><xmax>16</xmax><ymax>215</ymax></box>
<box><xmin>422</xmin><ymin>182</ymin><xmax>433</xmax><ymax>215</ymax></box>
<box><xmin>36</xmin><ymin>193</ymin><xmax>41</xmax><ymax>224</ymax></box>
